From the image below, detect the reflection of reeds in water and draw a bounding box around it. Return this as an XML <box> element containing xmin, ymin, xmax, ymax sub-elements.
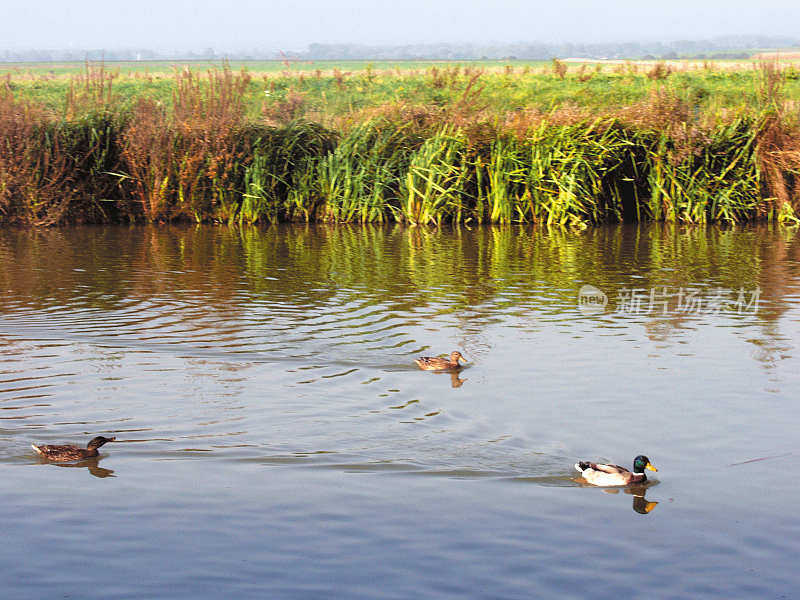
<box><xmin>0</xmin><ymin>222</ymin><xmax>798</xmax><ymax>367</ymax></box>
<box><xmin>1</xmin><ymin>223</ymin><xmax>795</xmax><ymax>326</ymax></box>
<box><xmin>0</xmin><ymin>223</ymin><xmax>787</xmax><ymax>303</ymax></box>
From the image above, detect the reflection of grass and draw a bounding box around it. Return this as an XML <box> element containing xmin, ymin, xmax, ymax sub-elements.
<box><xmin>0</xmin><ymin>224</ymin><xmax>786</xmax><ymax>322</ymax></box>
<box><xmin>2</xmin><ymin>62</ymin><xmax>800</xmax><ymax>225</ymax></box>
<box><xmin>1</xmin><ymin>223</ymin><xmax>792</xmax><ymax>372</ymax></box>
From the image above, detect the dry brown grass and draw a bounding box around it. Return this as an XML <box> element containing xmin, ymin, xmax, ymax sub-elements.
<box><xmin>754</xmin><ymin>52</ymin><xmax>800</xmax><ymax>60</ymax></box>
<box><xmin>551</xmin><ymin>59</ymin><xmax>568</xmax><ymax>80</ymax></box>
<box><xmin>65</xmin><ymin>61</ymin><xmax>116</xmax><ymax>118</ymax></box>
<box><xmin>0</xmin><ymin>95</ymin><xmax>74</xmax><ymax>225</ymax></box>
<box><xmin>119</xmin><ymin>65</ymin><xmax>255</xmax><ymax>221</ymax></box>
<box><xmin>261</xmin><ymin>88</ymin><xmax>307</xmax><ymax>124</ymax></box>
<box><xmin>646</xmin><ymin>62</ymin><xmax>673</xmax><ymax>81</ymax></box>
<box><xmin>119</xmin><ymin>98</ymin><xmax>173</xmax><ymax>219</ymax></box>
<box><xmin>754</xmin><ymin>62</ymin><xmax>800</xmax><ymax>213</ymax></box>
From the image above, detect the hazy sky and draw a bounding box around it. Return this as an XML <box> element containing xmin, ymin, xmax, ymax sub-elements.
<box><xmin>4</xmin><ymin>0</ymin><xmax>799</xmax><ymax>50</ymax></box>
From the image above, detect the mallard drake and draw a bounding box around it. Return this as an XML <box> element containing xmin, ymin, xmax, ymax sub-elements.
<box><xmin>32</xmin><ymin>436</ymin><xmax>116</xmax><ymax>462</ymax></box>
<box><xmin>574</xmin><ymin>455</ymin><xmax>657</xmax><ymax>486</ymax></box>
<box><xmin>414</xmin><ymin>351</ymin><xmax>467</xmax><ymax>371</ymax></box>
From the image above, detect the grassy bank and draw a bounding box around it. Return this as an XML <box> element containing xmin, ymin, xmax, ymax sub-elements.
<box><xmin>1</xmin><ymin>61</ymin><xmax>800</xmax><ymax>226</ymax></box>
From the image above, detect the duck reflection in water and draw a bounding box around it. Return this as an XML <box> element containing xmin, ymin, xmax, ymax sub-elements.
<box><xmin>427</xmin><ymin>370</ymin><xmax>468</xmax><ymax>388</ymax></box>
<box><xmin>601</xmin><ymin>484</ymin><xmax>659</xmax><ymax>514</ymax></box>
<box><xmin>34</xmin><ymin>455</ymin><xmax>115</xmax><ymax>478</ymax></box>
<box><xmin>448</xmin><ymin>371</ymin><xmax>467</xmax><ymax>388</ymax></box>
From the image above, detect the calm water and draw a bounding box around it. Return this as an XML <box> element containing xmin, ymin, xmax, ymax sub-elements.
<box><xmin>1</xmin><ymin>224</ymin><xmax>798</xmax><ymax>599</ymax></box>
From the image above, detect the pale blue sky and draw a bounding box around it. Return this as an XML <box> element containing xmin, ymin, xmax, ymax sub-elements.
<box><xmin>3</xmin><ymin>0</ymin><xmax>799</xmax><ymax>50</ymax></box>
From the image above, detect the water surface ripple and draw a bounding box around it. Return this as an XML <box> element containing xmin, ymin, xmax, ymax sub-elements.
<box><xmin>0</xmin><ymin>224</ymin><xmax>798</xmax><ymax>599</ymax></box>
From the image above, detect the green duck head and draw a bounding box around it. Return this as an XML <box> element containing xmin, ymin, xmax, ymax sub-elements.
<box><xmin>633</xmin><ymin>455</ymin><xmax>657</xmax><ymax>474</ymax></box>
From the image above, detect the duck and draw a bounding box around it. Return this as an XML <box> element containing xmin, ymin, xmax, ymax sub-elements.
<box><xmin>574</xmin><ymin>455</ymin><xmax>657</xmax><ymax>486</ymax></box>
<box><xmin>32</xmin><ymin>436</ymin><xmax>116</xmax><ymax>462</ymax></box>
<box><xmin>414</xmin><ymin>350</ymin><xmax>467</xmax><ymax>371</ymax></box>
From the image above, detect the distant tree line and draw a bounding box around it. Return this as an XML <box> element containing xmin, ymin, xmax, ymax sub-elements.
<box><xmin>298</xmin><ymin>36</ymin><xmax>800</xmax><ymax>61</ymax></box>
<box><xmin>0</xmin><ymin>48</ymin><xmax>222</xmax><ymax>62</ymax></box>
<box><xmin>2</xmin><ymin>35</ymin><xmax>799</xmax><ymax>63</ymax></box>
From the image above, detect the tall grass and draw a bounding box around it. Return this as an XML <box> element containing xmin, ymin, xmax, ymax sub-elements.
<box><xmin>399</xmin><ymin>127</ymin><xmax>468</xmax><ymax>225</ymax></box>
<box><xmin>1</xmin><ymin>61</ymin><xmax>799</xmax><ymax>226</ymax></box>
<box><xmin>316</xmin><ymin>120</ymin><xmax>413</xmax><ymax>223</ymax></box>
<box><xmin>0</xmin><ymin>90</ymin><xmax>120</xmax><ymax>225</ymax></box>
<box><xmin>241</xmin><ymin>121</ymin><xmax>335</xmax><ymax>223</ymax></box>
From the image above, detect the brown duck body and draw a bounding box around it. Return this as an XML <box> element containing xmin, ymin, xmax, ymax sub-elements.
<box><xmin>414</xmin><ymin>351</ymin><xmax>467</xmax><ymax>371</ymax></box>
<box><xmin>32</xmin><ymin>436</ymin><xmax>115</xmax><ymax>462</ymax></box>
<box><xmin>574</xmin><ymin>455</ymin><xmax>657</xmax><ymax>486</ymax></box>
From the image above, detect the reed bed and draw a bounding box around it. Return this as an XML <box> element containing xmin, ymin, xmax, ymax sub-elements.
<box><xmin>1</xmin><ymin>62</ymin><xmax>799</xmax><ymax>226</ymax></box>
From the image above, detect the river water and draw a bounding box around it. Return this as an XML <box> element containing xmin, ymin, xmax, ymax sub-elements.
<box><xmin>0</xmin><ymin>224</ymin><xmax>798</xmax><ymax>598</ymax></box>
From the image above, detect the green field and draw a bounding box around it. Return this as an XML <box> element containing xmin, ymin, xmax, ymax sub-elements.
<box><xmin>1</xmin><ymin>59</ymin><xmax>799</xmax><ymax>226</ymax></box>
<box><xmin>5</xmin><ymin>58</ymin><xmax>800</xmax><ymax>116</ymax></box>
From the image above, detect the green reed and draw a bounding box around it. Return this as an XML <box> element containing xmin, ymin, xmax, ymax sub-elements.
<box><xmin>316</xmin><ymin>120</ymin><xmax>414</xmax><ymax>223</ymax></box>
<box><xmin>398</xmin><ymin>127</ymin><xmax>470</xmax><ymax>225</ymax></box>
<box><xmin>481</xmin><ymin>137</ymin><xmax>527</xmax><ymax>224</ymax></box>
<box><xmin>241</xmin><ymin>121</ymin><xmax>335</xmax><ymax>223</ymax></box>
<box><xmin>2</xmin><ymin>62</ymin><xmax>800</xmax><ymax>226</ymax></box>
<box><xmin>640</xmin><ymin>118</ymin><xmax>762</xmax><ymax>223</ymax></box>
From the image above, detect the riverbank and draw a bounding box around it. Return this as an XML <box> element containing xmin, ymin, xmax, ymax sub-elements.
<box><xmin>1</xmin><ymin>61</ymin><xmax>799</xmax><ymax>226</ymax></box>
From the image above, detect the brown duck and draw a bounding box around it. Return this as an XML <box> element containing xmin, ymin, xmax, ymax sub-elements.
<box><xmin>32</xmin><ymin>436</ymin><xmax>116</xmax><ymax>462</ymax></box>
<box><xmin>414</xmin><ymin>351</ymin><xmax>467</xmax><ymax>371</ymax></box>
